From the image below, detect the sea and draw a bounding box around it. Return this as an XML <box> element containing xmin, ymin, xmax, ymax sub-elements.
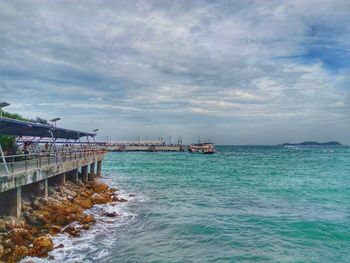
<box><xmin>27</xmin><ymin>145</ymin><xmax>350</xmax><ymax>262</ymax></box>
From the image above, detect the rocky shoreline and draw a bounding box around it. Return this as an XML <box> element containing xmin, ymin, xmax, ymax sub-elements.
<box><xmin>0</xmin><ymin>179</ymin><xmax>126</xmax><ymax>262</ymax></box>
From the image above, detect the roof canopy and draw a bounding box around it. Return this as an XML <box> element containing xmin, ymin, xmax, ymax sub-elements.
<box><xmin>0</xmin><ymin>117</ymin><xmax>95</xmax><ymax>139</ymax></box>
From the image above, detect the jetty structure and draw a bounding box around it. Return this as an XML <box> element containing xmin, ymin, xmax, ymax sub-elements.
<box><xmin>0</xmin><ymin>116</ymin><xmax>106</xmax><ymax>218</ymax></box>
<box><xmin>104</xmin><ymin>137</ymin><xmax>184</xmax><ymax>152</ymax></box>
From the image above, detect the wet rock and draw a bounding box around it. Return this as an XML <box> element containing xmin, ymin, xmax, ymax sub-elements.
<box><xmin>11</xmin><ymin>245</ymin><xmax>29</xmax><ymax>262</ymax></box>
<box><xmin>55</xmin><ymin>214</ymin><xmax>69</xmax><ymax>226</ymax></box>
<box><xmin>128</xmin><ymin>193</ymin><xmax>136</xmax><ymax>197</ymax></box>
<box><xmin>29</xmin><ymin>226</ymin><xmax>38</xmax><ymax>236</ymax></box>
<box><xmin>64</xmin><ymin>188</ymin><xmax>77</xmax><ymax>199</ymax></box>
<box><xmin>11</xmin><ymin>228</ymin><xmax>32</xmax><ymax>246</ymax></box>
<box><xmin>55</xmin><ymin>243</ymin><xmax>64</xmax><ymax>249</ymax></box>
<box><xmin>77</xmin><ymin>189</ymin><xmax>94</xmax><ymax>199</ymax></box>
<box><xmin>102</xmin><ymin>212</ymin><xmax>118</xmax><ymax>218</ymax></box>
<box><xmin>32</xmin><ymin>200</ymin><xmax>43</xmax><ymax>210</ymax></box>
<box><xmin>114</xmin><ymin>196</ymin><xmax>127</xmax><ymax>202</ymax></box>
<box><xmin>0</xmin><ymin>179</ymin><xmax>120</xmax><ymax>261</ymax></box>
<box><xmin>63</xmin><ymin>226</ymin><xmax>80</xmax><ymax>237</ymax></box>
<box><xmin>29</xmin><ymin>235</ymin><xmax>53</xmax><ymax>257</ymax></box>
<box><xmin>2</xmin><ymin>238</ymin><xmax>14</xmax><ymax>249</ymax></box>
<box><xmin>23</xmin><ymin>212</ymin><xmax>40</xmax><ymax>227</ymax></box>
<box><xmin>73</xmin><ymin>196</ymin><xmax>93</xmax><ymax>209</ymax></box>
<box><xmin>81</xmin><ymin>215</ymin><xmax>95</xmax><ymax>224</ymax></box>
<box><xmin>0</xmin><ymin>220</ymin><xmax>6</xmax><ymax>232</ymax></box>
<box><xmin>6</xmin><ymin>218</ymin><xmax>26</xmax><ymax>230</ymax></box>
<box><xmin>0</xmin><ymin>244</ymin><xmax>4</xmax><ymax>258</ymax></box>
<box><xmin>31</xmin><ymin>210</ymin><xmax>51</xmax><ymax>225</ymax></box>
<box><xmin>50</xmin><ymin>225</ymin><xmax>61</xmax><ymax>235</ymax></box>
<box><xmin>90</xmin><ymin>182</ymin><xmax>109</xmax><ymax>193</ymax></box>
<box><xmin>3</xmin><ymin>247</ymin><xmax>12</xmax><ymax>256</ymax></box>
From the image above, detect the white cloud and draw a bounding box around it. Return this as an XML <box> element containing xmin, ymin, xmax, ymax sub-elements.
<box><xmin>0</xmin><ymin>0</ymin><xmax>349</xmax><ymax>144</ymax></box>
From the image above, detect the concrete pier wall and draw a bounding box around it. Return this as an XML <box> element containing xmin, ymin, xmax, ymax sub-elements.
<box><xmin>0</xmin><ymin>153</ymin><xmax>105</xmax><ymax>218</ymax></box>
<box><xmin>0</xmin><ymin>154</ymin><xmax>103</xmax><ymax>193</ymax></box>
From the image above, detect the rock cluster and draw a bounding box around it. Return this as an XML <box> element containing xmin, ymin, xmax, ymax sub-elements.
<box><xmin>0</xmin><ymin>180</ymin><xmax>123</xmax><ymax>262</ymax></box>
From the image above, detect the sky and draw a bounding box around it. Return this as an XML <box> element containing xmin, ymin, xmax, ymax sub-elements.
<box><xmin>0</xmin><ymin>0</ymin><xmax>350</xmax><ymax>145</ymax></box>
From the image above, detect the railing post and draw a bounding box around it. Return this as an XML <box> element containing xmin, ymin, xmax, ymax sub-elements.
<box><xmin>11</xmin><ymin>156</ymin><xmax>14</xmax><ymax>174</ymax></box>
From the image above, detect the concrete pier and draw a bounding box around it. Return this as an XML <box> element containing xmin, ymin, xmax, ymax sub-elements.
<box><xmin>0</xmin><ymin>151</ymin><xmax>105</xmax><ymax>217</ymax></box>
<box><xmin>0</xmin><ymin>116</ymin><xmax>107</xmax><ymax>218</ymax></box>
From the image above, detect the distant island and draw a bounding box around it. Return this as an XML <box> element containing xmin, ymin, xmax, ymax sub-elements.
<box><xmin>281</xmin><ymin>141</ymin><xmax>342</xmax><ymax>146</ymax></box>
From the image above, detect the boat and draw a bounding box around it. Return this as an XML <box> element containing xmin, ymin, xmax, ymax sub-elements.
<box><xmin>188</xmin><ymin>143</ymin><xmax>215</xmax><ymax>154</ymax></box>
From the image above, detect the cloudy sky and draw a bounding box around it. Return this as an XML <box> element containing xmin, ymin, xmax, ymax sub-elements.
<box><xmin>1</xmin><ymin>0</ymin><xmax>349</xmax><ymax>144</ymax></box>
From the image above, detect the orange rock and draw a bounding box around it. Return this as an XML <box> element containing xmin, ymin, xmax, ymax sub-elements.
<box><xmin>11</xmin><ymin>228</ymin><xmax>31</xmax><ymax>246</ymax></box>
<box><xmin>63</xmin><ymin>226</ymin><xmax>80</xmax><ymax>237</ymax></box>
<box><xmin>11</xmin><ymin>245</ymin><xmax>29</xmax><ymax>262</ymax></box>
<box><xmin>73</xmin><ymin>196</ymin><xmax>93</xmax><ymax>209</ymax></box>
<box><xmin>55</xmin><ymin>215</ymin><xmax>69</xmax><ymax>226</ymax></box>
<box><xmin>29</xmin><ymin>226</ymin><xmax>38</xmax><ymax>235</ymax></box>
<box><xmin>92</xmin><ymin>192</ymin><xmax>113</xmax><ymax>204</ymax></box>
<box><xmin>29</xmin><ymin>235</ymin><xmax>54</xmax><ymax>257</ymax></box>
<box><xmin>6</xmin><ymin>218</ymin><xmax>26</xmax><ymax>230</ymax></box>
<box><xmin>50</xmin><ymin>225</ymin><xmax>61</xmax><ymax>235</ymax></box>
<box><xmin>81</xmin><ymin>214</ymin><xmax>95</xmax><ymax>224</ymax></box>
<box><xmin>91</xmin><ymin>182</ymin><xmax>109</xmax><ymax>193</ymax></box>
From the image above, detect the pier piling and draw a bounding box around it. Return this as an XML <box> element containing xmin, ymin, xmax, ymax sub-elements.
<box><xmin>81</xmin><ymin>165</ymin><xmax>88</xmax><ymax>183</ymax></box>
<box><xmin>88</xmin><ymin>162</ymin><xmax>95</xmax><ymax>181</ymax></box>
<box><xmin>97</xmin><ymin>161</ymin><xmax>102</xmax><ymax>177</ymax></box>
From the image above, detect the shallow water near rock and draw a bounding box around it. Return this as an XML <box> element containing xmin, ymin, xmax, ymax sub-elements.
<box><xmin>24</xmin><ymin>146</ymin><xmax>350</xmax><ymax>262</ymax></box>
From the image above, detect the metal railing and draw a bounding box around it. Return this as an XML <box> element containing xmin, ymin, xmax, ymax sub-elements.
<box><xmin>0</xmin><ymin>148</ymin><xmax>106</xmax><ymax>176</ymax></box>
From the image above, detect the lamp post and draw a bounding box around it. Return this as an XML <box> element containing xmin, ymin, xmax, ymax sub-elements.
<box><xmin>0</xmin><ymin>102</ymin><xmax>10</xmax><ymax>118</ymax></box>
<box><xmin>49</xmin><ymin>117</ymin><xmax>61</xmax><ymax>128</ymax></box>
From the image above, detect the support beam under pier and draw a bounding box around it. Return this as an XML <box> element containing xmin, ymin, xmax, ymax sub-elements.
<box><xmin>67</xmin><ymin>169</ymin><xmax>79</xmax><ymax>182</ymax></box>
<box><xmin>97</xmin><ymin>161</ymin><xmax>102</xmax><ymax>177</ymax></box>
<box><xmin>0</xmin><ymin>187</ymin><xmax>22</xmax><ymax>218</ymax></box>
<box><xmin>81</xmin><ymin>165</ymin><xmax>88</xmax><ymax>183</ymax></box>
<box><xmin>58</xmin><ymin>173</ymin><xmax>66</xmax><ymax>186</ymax></box>
<box><xmin>88</xmin><ymin>162</ymin><xmax>95</xmax><ymax>181</ymax></box>
<box><xmin>38</xmin><ymin>179</ymin><xmax>49</xmax><ymax>199</ymax></box>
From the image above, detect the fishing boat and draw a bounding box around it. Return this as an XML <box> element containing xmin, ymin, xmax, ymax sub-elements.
<box><xmin>188</xmin><ymin>143</ymin><xmax>215</xmax><ymax>154</ymax></box>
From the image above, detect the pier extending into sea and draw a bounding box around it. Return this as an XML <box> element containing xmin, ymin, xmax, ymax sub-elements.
<box><xmin>103</xmin><ymin>140</ymin><xmax>185</xmax><ymax>152</ymax></box>
<box><xmin>0</xmin><ymin>117</ymin><xmax>106</xmax><ymax>218</ymax></box>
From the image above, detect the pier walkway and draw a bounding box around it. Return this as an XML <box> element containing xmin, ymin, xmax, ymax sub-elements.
<box><xmin>0</xmin><ymin>117</ymin><xmax>106</xmax><ymax>217</ymax></box>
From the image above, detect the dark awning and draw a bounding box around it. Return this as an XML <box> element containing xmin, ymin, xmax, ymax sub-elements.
<box><xmin>0</xmin><ymin>117</ymin><xmax>95</xmax><ymax>139</ymax></box>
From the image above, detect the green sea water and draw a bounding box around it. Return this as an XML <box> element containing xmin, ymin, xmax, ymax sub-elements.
<box><xmin>42</xmin><ymin>146</ymin><xmax>350</xmax><ymax>262</ymax></box>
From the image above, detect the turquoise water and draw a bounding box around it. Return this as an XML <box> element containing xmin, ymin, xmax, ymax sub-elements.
<box><xmin>42</xmin><ymin>146</ymin><xmax>350</xmax><ymax>262</ymax></box>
